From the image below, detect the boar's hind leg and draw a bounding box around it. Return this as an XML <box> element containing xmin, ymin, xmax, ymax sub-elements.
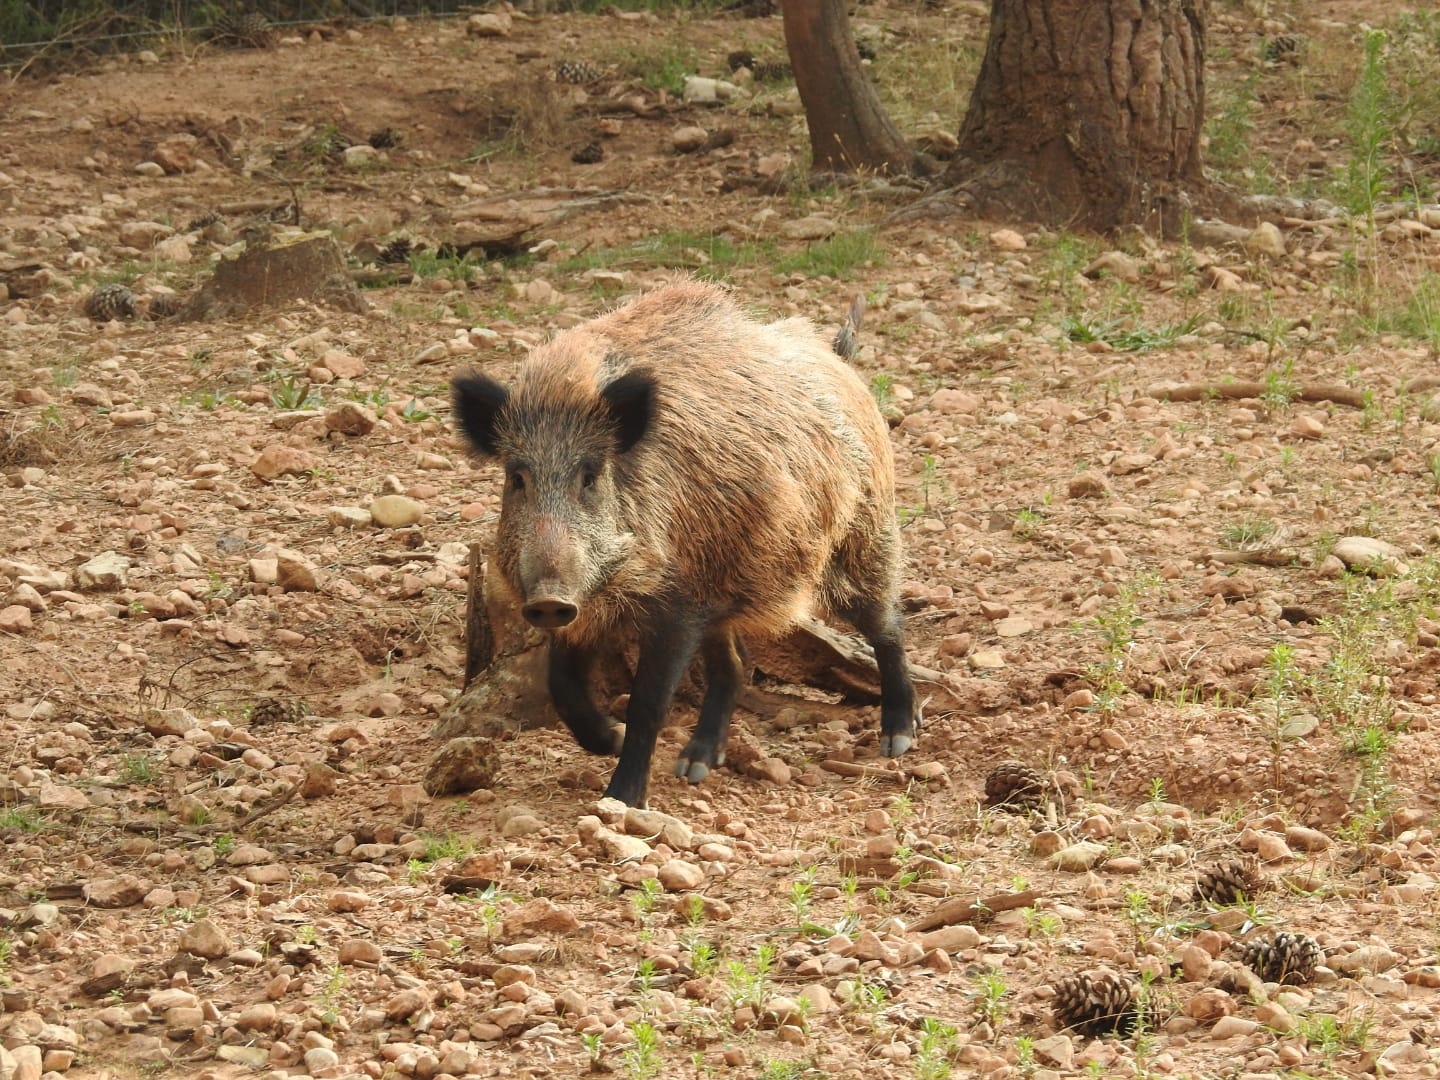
<box><xmin>839</xmin><ymin>596</ymin><xmax>917</xmax><ymax>758</ymax></box>
<box><xmin>674</xmin><ymin>629</ymin><xmax>746</xmax><ymax>784</ymax></box>
<box><xmin>605</xmin><ymin>609</ymin><xmax>706</xmax><ymax>808</ymax></box>
<box><xmin>548</xmin><ymin>639</ymin><xmax>623</xmax><ymax>755</ymax></box>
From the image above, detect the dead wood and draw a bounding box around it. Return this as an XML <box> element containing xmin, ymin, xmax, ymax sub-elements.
<box><xmin>908</xmin><ymin>889</ymin><xmax>1042</xmax><ymax>933</ymax></box>
<box><xmin>1148</xmin><ymin>380</ymin><xmax>1366</xmax><ymax>409</ymax></box>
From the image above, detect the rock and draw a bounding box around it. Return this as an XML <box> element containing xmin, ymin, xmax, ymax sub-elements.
<box><xmin>501</xmin><ymin>897</ymin><xmax>579</xmax><ymax>937</ymax></box>
<box><xmin>324</xmin><ymin>402</ymin><xmax>377</xmax><ymax>436</ymax></box>
<box><xmin>9</xmin><ymin>1046</ymin><xmax>40</xmax><ymax>1080</ymax></box>
<box><xmin>251</xmin><ymin>444</ymin><xmax>317</xmax><ymax>481</ymax></box>
<box><xmin>1204</xmin><ymin>265</ymin><xmax>1245</xmax><ymax>291</ymax></box>
<box><xmin>918</xmin><ymin>924</ymin><xmax>982</xmax><ymax>953</ymax></box>
<box><xmin>0</xmin><ymin>605</ymin><xmax>32</xmax><ymax>634</ymax></box>
<box><xmin>303</xmin><ymin>1046</ymin><xmax>341</xmax><ymax>1073</ymax></box>
<box><xmin>83</xmin><ymin>875</ymin><xmax>148</xmax><ymax>908</ymax></box>
<box><xmin>1083</xmin><ymin>250</ymin><xmax>1142</xmax><ymax>282</ymax></box>
<box><xmin>320</xmin><ymin>349</ymin><xmax>366</xmax><ymax>378</ymax></box>
<box><xmin>657</xmin><ymin>859</ymin><xmax>704</xmax><ymax>891</ymax></box>
<box><xmin>177</xmin><ymin>918</ymin><xmax>228</xmax><ymax>958</ymax></box>
<box><xmin>326</xmin><ymin>505</ymin><xmax>372</xmax><ymax>529</ymax></box>
<box><xmin>1067</xmin><ymin>471</ymin><xmax>1112</xmax><ymax>499</ymax></box>
<box><xmin>1330</xmin><ymin>945</ymin><xmax>1400</xmax><ymax>975</ymax></box>
<box><xmin>275</xmin><ymin>552</ymin><xmax>320</xmax><ymax>592</ymax></box>
<box><xmin>371</xmin><ymin>494</ymin><xmax>425</xmax><ymax>527</ymax></box>
<box><xmin>423</xmin><ymin>737</ymin><xmax>499</xmax><ymax>795</ymax></box>
<box><xmin>670</xmin><ymin>126</ymin><xmax>709</xmax><ymax>153</ymax></box>
<box><xmin>152</xmin><ymin>137</ymin><xmax>197</xmax><ymax>174</ymax></box>
<box><xmin>624</xmin><ymin>807</ymin><xmax>694</xmax><ymax>850</ymax></box>
<box><xmin>1048</xmin><ymin>841</ymin><xmax>1107</xmax><ymax>872</ymax></box>
<box><xmin>1032</xmin><ymin>1034</ymin><xmax>1074</xmax><ymax>1069</ymax></box>
<box><xmin>300</xmin><ymin>761</ymin><xmax>341</xmax><ymax>798</ymax></box>
<box><xmin>1332</xmin><ymin>536</ymin><xmax>1408</xmax><ymax>577</ymax></box>
<box><xmin>327</xmin><ymin>890</ymin><xmax>373</xmax><ymax>912</ymax></box>
<box><xmin>989</xmin><ymin>228</ymin><xmax>1027</xmax><ymax>250</ymax></box>
<box><xmin>1244</xmin><ymin>221</ymin><xmax>1287</xmax><ymax>258</ymax></box>
<box><xmin>75</xmin><ymin>551</ymin><xmax>130</xmax><ymax>591</ymax></box>
<box><xmin>143</xmin><ymin>708</ymin><xmax>196</xmax><ymax>736</ymax></box>
<box><xmin>217</xmin><ymin>1046</ymin><xmax>270</xmax><ymax>1067</ymax></box>
<box><xmin>466</xmin><ymin>11</ymin><xmax>511</xmax><ymax>35</ymax></box>
<box><xmin>1210</xmin><ymin>1015</ymin><xmax>1259</xmax><ymax>1039</ymax></box>
<box><xmin>235</xmin><ymin>1003</ymin><xmax>277</xmax><ymax>1032</ymax></box>
<box><xmin>1289</xmin><ymin>415</ymin><xmax>1324</xmax><ymax>440</ymax></box>
<box><xmin>338</xmin><ymin>938</ymin><xmax>383</xmax><ymax>965</ymax></box>
<box><xmin>118</xmin><ymin>221</ymin><xmax>173</xmax><ymax>248</ymax></box>
<box><xmin>1284</xmin><ymin>825</ymin><xmax>1330</xmax><ymax>853</ymax></box>
<box><xmin>928</xmin><ymin>388</ymin><xmax>982</xmax><ymax>414</ymax></box>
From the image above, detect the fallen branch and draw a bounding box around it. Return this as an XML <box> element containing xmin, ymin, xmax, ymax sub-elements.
<box><xmin>908</xmin><ymin>888</ymin><xmax>1041</xmax><ymax>933</ymax></box>
<box><xmin>1149</xmin><ymin>381</ymin><xmax>1366</xmax><ymax>409</ymax></box>
<box><xmin>1200</xmin><ymin>549</ymin><xmax>1300</xmax><ymax>567</ymax></box>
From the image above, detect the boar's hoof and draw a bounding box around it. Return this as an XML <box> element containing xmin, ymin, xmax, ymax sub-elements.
<box><xmin>675</xmin><ymin>758</ymin><xmax>711</xmax><ymax>784</ymax></box>
<box><xmin>879</xmin><ymin>733</ymin><xmax>913</xmax><ymax>757</ymax></box>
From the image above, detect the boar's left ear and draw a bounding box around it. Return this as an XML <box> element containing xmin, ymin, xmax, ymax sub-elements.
<box><xmin>600</xmin><ymin>369</ymin><xmax>655</xmax><ymax>454</ymax></box>
<box><xmin>452</xmin><ymin>374</ymin><xmax>510</xmax><ymax>457</ymax></box>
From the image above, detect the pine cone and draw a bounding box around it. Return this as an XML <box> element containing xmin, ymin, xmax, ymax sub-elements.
<box><xmin>210</xmin><ymin>9</ymin><xmax>275</xmax><ymax>48</ymax></box>
<box><xmin>983</xmin><ymin>760</ymin><xmax>1051</xmax><ymax>811</ymax></box>
<box><xmin>571</xmin><ymin>142</ymin><xmax>604</xmax><ymax>165</ymax></box>
<box><xmin>143</xmin><ymin>291</ymin><xmax>184</xmax><ymax>320</ymax></box>
<box><xmin>186</xmin><ymin>209</ymin><xmax>222</xmax><ymax>231</ymax></box>
<box><xmin>249</xmin><ymin>697</ymin><xmax>310</xmax><ymax>726</ymax></box>
<box><xmin>1240</xmin><ymin>932</ymin><xmax>1322</xmax><ymax>985</ymax></box>
<box><xmin>1051</xmin><ymin>970</ymin><xmax>1138</xmax><ymax>1036</ymax></box>
<box><xmin>1194</xmin><ymin>856</ymin><xmax>1265</xmax><ymax>906</ymax></box>
<box><xmin>378</xmin><ymin>237</ymin><xmax>415</xmax><ymax>265</ymax></box>
<box><xmin>726</xmin><ymin>50</ymin><xmax>791</xmax><ymax>81</ymax></box>
<box><xmin>368</xmin><ymin>127</ymin><xmax>402</xmax><ymax>149</ymax></box>
<box><xmin>83</xmin><ymin>283</ymin><xmax>138</xmax><ymax>322</ymax></box>
<box><xmin>1262</xmin><ymin>35</ymin><xmax>1304</xmax><ymax>65</ymax></box>
<box><xmin>555</xmin><ymin>60</ymin><xmax>605</xmax><ymax>85</ymax></box>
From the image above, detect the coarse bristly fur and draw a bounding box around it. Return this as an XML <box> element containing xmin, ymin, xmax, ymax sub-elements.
<box><xmin>453</xmin><ymin>280</ymin><xmax>915</xmax><ymax>806</ymax></box>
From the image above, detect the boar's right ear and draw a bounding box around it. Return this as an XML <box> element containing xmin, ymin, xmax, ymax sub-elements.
<box><xmin>600</xmin><ymin>369</ymin><xmax>655</xmax><ymax>454</ymax></box>
<box><xmin>452</xmin><ymin>374</ymin><xmax>509</xmax><ymax>457</ymax></box>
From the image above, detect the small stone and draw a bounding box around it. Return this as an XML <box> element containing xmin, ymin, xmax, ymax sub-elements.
<box><xmin>0</xmin><ymin>605</ymin><xmax>32</xmax><ymax>633</ymax></box>
<box><xmin>275</xmin><ymin>552</ymin><xmax>320</xmax><ymax>592</ymax></box>
<box><xmin>327</xmin><ymin>890</ymin><xmax>373</xmax><ymax>912</ymax></box>
<box><xmin>235</xmin><ymin>1003</ymin><xmax>277</xmax><ymax>1031</ymax></box>
<box><xmin>989</xmin><ymin>228</ymin><xmax>1027</xmax><ymax>250</ymax></box>
<box><xmin>320</xmin><ymin>349</ymin><xmax>366</xmax><ymax>378</ymax></box>
<box><xmin>338</xmin><ymin>938</ymin><xmax>383</xmax><ymax>965</ymax></box>
<box><xmin>918</xmin><ymin>924</ymin><xmax>982</xmax><ymax>953</ymax></box>
<box><xmin>624</xmin><ymin>807</ymin><xmax>695</xmax><ymax>850</ymax></box>
<box><xmin>1332</xmin><ymin>536</ymin><xmax>1408</xmax><ymax>577</ymax></box>
<box><xmin>657</xmin><ymin>859</ymin><xmax>705</xmax><ymax>892</ymax></box>
<box><xmin>1083</xmin><ymin>250</ymin><xmax>1142</xmax><ymax>283</ymax></box>
<box><xmin>1067</xmin><ymin>471</ymin><xmax>1111</xmax><ymax>499</ymax></box>
<box><xmin>75</xmin><ymin>551</ymin><xmax>130</xmax><ymax>590</ymax></box>
<box><xmin>501</xmin><ymin>897</ymin><xmax>579</xmax><ymax>937</ymax></box>
<box><xmin>326</xmin><ymin>506</ymin><xmax>372</xmax><ymax>529</ymax></box>
<box><xmin>251</xmin><ymin>444</ymin><xmax>317</xmax><ymax>481</ymax></box>
<box><xmin>177</xmin><ymin>918</ymin><xmax>228</xmax><ymax>958</ymax></box>
<box><xmin>1284</xmin><ymin>825</ymin><xmax>1330</xmax><ymax>853</ymax></box>
<box><xmin>423</xmin><ymin>737</ymin><xmax>498</xmax><ymax>795</ymax></box>
<box><xmin>780</xmin><ymin>215</ymin><xmax>839</xmax><ymax>241</ymax></box>
<box><xmin>1289</xmin><ymin>415</ymin><xmax>1324</xmax><ymax>440</ymax></box>
<box><xmin>371</xmin><ymin>494</ymin><xmax>425</xmax><ymax>527</ymax></box>
<box><xmin>83</xmin><ymin>875</ymin><xmax>148</xmax><ymax>908</ymax></box>
<box><xmin>324</xmin><ymin>402</ymin><xmax>377</xmax><ymax>435</ymax></box>
<box><xmin>1210</xmin><ymin>1015</ymin><xmax>1259</xmax><ymax>1039</ymax></box>
<box><xmin>1244</xmin><ymin>221</ymin><xmax>1287</xmax><ymax>258</ymax></box>
<box><xmin>1048</xmin><ymin>841</ymin><xmax>1108</xmax><ymax>872</ymax></box>
<box><xmin>303</xmin><ymin>1046</ymin><xmax>341</xmax><ymax>1074</ymax></box>
<box><xmin>969</xmin><ymin>649</ymin><xmax>1006</xmax><ymax>670</ymax></box>
<box><xmin>466</xmin><ymin>10</ymin><xmax>511</xmax><ymax>35</ymax></box>
<box><xmin>928</xmin><ymin>388</ymin><xmax>982</xmax><ymax>414</ymax></box>
<box><xmin>1255</xmin><ymin>832</ymin><xmax>1293</xmax><ymax>863</ymax></box>
<box><xmin>670</xmin><ymin>126</ymin><xmax>709</xmax><ymax>153</ymax></box>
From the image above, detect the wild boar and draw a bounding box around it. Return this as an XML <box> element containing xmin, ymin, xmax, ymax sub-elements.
<box><xmin>452</xmin><ymin>281</ymin><xmax>915</xmax><ymax>807</ymax></box>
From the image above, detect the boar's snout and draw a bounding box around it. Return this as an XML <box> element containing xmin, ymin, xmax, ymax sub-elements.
<box><xmin>522</xmin><ymin>595</ymin><xmax>579</xmax><ymax>629</ymax></box>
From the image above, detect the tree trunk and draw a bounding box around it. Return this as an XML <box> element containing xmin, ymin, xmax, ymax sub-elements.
<box><xmin>782</xmin><ymin>0</ymin><xmax>918</xmax><ymax>175</ymax></box>
<box><xmin>945</xmin><ymin>0</ymin><xmax>1208</xmax><ymax>232</ymax></box>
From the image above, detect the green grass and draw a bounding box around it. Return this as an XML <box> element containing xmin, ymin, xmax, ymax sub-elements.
<box><xmin>774</xmin><ymin>228</ymin><xmax>883</xmax><ymax>280</ymax></box>
<box><xmin>560</xmin><ymin>229</ymin><xmax>772</xmax><ymax>279</ymax></box>
<box><xmin>1062</xmin><ymin>313</ymin><xmax>1201</xmax><ymax>352</ymax></box>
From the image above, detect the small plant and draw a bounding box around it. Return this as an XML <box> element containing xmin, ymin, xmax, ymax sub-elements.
<box><xmin>622</xmin><ymin>1019</ymin><xmax>662</xmax><ymax>1080</ymax></box>
<box><xmin>418</xmin><ymin>831</ymin><xmax>475</xmax><ymax>864</ymax></box>
<box><xmin>269</xmin><ymin>373</ymin><xmax>319</xmax><ymax>410</ymax></box>
<box><xmin>398</xmin><ymin>398</ymin><xmax>435</xmax><ymax>423</ymax></box>
<box><xmin>1298</xmin><ymin>1010</ymin><xmax>1376</xmax><ymax>1065</ymax></box>
<box><xmin>723</xmin><ymin>943</ymin><xmax>776</xmax><ymax>1011</ymax></box>
<box><xmin>915</xmin><ymin>1017</ymin><xmax>958</xmax><ymax>1079</ymax></box>
<box><xmin>1012</xmin><ymin>507</ymin><xmax>1043</xmax><ymax>539</ymax></box>
<box><xmin>1081</xmin><ymin>575</ymin><xmax>1156</xmax><ymax>714</ymax></box>
<box><xmin>970</xmin><ymin>971</ymin><xmax>1008</xmax><ymax>1029</ymax></box>
<box><xmin>774</xmin><ymin>228</ymin><xmax>883</xmax><ymax>280</ymax></box>
<box><xmin>870</xmin><ymin>372</ymin><xmax>894</xmax><ymax>406</ymax></box>
<box><xmin>1337</xmin><ymin>29</ymin><xmax>1394</xmax><ymax>221</ymax></box>
<box><xmin>1260</xmin><ymin>358</ymin><xmax>1299</xmax><ymax>411</ymax></box>
<box><xmin>0</xmin><ymin>807</ymin><xmax>44</xmax><ymax>832</ymax></box>
<box><xmin>786</xmin><ymin>868</ymin><xmax>814</xmax><ymax>928</ymax></box>
<box><xmin>212</xmin><ymin>833</ymin><xmax>236</xmax><ymax>858</ymax></box>
<box><xmin>117</xmin><ymin>752</ymin><xmax>159</xmax><ymax>786</ymax></box>
<box><xmin>1221</xmin><ymin>514</ymin><xmax>1279</xmax><ymax>549</ymax></box>
<box><xmin>581</xmin><ymin>1031</ymin><xmax>605</xmax><ymax>1073</ymax></box>
<box><xmin>687</xmin><ymin>937</ymin><xmax>719</xmax><ymax>978</ymax></box>
<box><xmin>632</xmin><ymin>876</ymin><xmax>664</xmax><ymax>923</ymax></box>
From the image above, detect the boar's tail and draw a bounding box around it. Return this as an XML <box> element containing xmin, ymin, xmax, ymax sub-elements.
<box><xmin>831</xmin><ymin>293</ymin><xmax>866</xmax><ymax>362</ymax></box>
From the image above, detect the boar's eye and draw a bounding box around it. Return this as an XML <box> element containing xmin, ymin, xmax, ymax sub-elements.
<box><xmin>508</xmin><ymin>470</ymin><xmax>526</xmax><ymax>493</ymax></box>
<box><xmin>581</xmin><ymin>469</ymin><xmax>598</xmax><ymax>490</ymax></box>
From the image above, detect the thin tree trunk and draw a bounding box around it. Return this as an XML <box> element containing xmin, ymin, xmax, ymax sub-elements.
<box><xmin>782</xmin><ymin>0</ymin><xmax>918</xmax><ymax>175</ymax></box>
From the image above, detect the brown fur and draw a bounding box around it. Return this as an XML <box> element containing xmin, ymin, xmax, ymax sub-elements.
<box><xmin>491</xmin><ymin>281</ymin><xmax>898</xmax><ymax>643</ymax></box>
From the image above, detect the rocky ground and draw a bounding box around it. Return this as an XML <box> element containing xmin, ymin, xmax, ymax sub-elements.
<box><xmin>5</xmin><ymin>2</ymin><xmax>1440</xmax><ymax>1078</ymax></box>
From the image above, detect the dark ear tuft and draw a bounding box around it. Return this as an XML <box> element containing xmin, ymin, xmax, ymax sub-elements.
<box><xmin>600</xmin><ymin>369</ymin><xmax>655</xmax><ymax>454</ymax></box>
<box><xmin>452</xmin><ymin>374</ymin><xmax>510</xmax><ymax>457</ymax></box>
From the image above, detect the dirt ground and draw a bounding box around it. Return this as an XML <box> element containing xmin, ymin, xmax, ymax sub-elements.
<box><xmin>5</xmin><ymin>3</ymin><xmax>1440</xmax><ymax>1078</ymax></box>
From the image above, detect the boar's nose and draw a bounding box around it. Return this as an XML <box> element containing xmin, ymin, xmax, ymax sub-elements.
<box><xmin>522</xmin><ymin>598</ymin><xmax>578</xmax><ymax>629</ymax></box>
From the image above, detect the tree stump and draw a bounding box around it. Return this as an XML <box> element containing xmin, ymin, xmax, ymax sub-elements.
<box><xmin>178</xmin><ymin>231</ymin><xmax>367</xmax><ymax>321</ymax></box>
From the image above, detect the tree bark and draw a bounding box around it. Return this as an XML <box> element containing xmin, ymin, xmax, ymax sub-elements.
<box><xmin>782</xmin><ymin>0</ymin><xmax>918</xmax><ymax>175</ymax></box>
<box><xmin>945</xmin><ymin>0</ymin><xmax>1209</xmax><ymax>232</ymax></box>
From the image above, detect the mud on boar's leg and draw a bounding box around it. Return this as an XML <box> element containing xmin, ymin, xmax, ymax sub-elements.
<box><xmin>839</xmin><ymin>594</ymin><xmax>917</xmax><ymax>757</ymax></box>
<box><xmin>605</xmin><ymin>604</ymin><xmax>707</xmax><ymax>808</ymax></box>
<box><xmin>547</xmin><ymin>638</ymin><xmax>623</xmax><ymax>755</ymax></box>
<box><xmin>674</xmin><ymin>628</ymin><xmax>746</xmax><ymax>784</ymax></box>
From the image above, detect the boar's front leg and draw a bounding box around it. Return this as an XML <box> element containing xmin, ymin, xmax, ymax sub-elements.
<box><xmin>604</xmin><ymin>606</ymin><xmax>706</xmax><ymax>808</ymax></box>
<box><xmin>548</xmin><ymin>639</ymin><xmax>623</xmax><ymax>755</ymax></box>
<box><xmin>674</xmin><ymin>628</ymin><xmax>745</xmax><ymax>784</ymax></box>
